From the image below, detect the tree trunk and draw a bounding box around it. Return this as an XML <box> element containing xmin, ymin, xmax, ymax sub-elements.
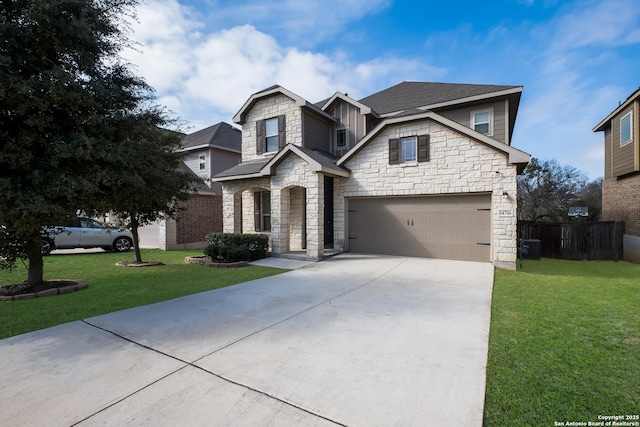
<box><xmin>26</xmin><ymin>235</ymin><xmax>44</xmax><ymax>286</ymax></box>
<box><xmin>131</xmin><ymin>217</ymin><xmax>142</xmax><ymax>263</ymax></box>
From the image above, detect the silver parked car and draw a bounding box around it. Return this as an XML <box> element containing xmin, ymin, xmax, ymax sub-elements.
<box><xmin>42</xmin><ymin>217</ymin><xmax>133</xmax><ymax>255</ymax></box>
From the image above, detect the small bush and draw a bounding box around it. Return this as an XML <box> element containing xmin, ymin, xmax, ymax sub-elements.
<box><xmin>205</xmin><ymin>233</ymin><xmax>269</xmax><ymax>262</ymax></box>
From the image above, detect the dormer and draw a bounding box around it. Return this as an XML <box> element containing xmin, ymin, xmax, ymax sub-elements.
<box><xmin>321</xmin><ymin>92</ymin><xmax>380</xmax><ymax>157</ymax></box>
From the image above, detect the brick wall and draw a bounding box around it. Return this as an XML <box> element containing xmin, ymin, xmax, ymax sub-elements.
<box><xmin>602</xmin><ymin>174</ymin><xmax>640</xmax><ymax>236</ymax></box>
<box><xmin>175</xmin><ymin>194</ymin><xmax>223</xmax><ymax>244</ymax></box>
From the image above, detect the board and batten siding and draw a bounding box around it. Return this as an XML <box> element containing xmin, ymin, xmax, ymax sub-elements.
<box><xmin>605</xmin><ymin>127</ymin><xmax>613</xmax><ymax>179</ymax></box>
<box><xmin>611</xmin><ymin>104</ymin><xmax>635</xmax><ymax>177</ymax></box>
<box><xmin>437</xmin><ymin>100</ymin><xmax>507</xmax><ymax>144</ymax></box>
<box><xmin>302</xmin><ymin>110</ymin><xmax>332</xmax><ymax>152</ymax></box>
<box><xmin>327</xmin><ymin>100</ymin><xmax>366</xmax><ymax>156</ymax></box>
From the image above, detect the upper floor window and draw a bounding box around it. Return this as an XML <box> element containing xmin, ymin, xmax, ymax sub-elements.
<box><xmin>400</xmin><ymin>137</ymin><xmax>417</xmax><ymax>163</ymax></box>
<box><xmin>265</xmin><ymin>118</ymin><xmax>279</xmax><ymax>152</ymax></box>
<box><xmin>336</xmin><ymin>128</ymin><xmax>348</xmax><ymax>149</ymax></box>
<box><xmin>471</xmin><ymin>109</ymin><xmax>493</xmax><ymax>135</ymax></box>
<box><xmin>389</xmin><ymin>135</ymin><xmax>430</xmax><ymax>165</ymax></box>
<box><xmin>257</xmin><ymin>115</ymin><xmax>286</xmax><ymax>154</ymax></box>
<box><xmin>199</xmin><ymin>154</ymin><xmax>206</xmax><ymax>171</ymax></box>
<box><xmin>620</xmin><ymin>112</ymin><xmax>632</xmax><ymax>146</ymax></box>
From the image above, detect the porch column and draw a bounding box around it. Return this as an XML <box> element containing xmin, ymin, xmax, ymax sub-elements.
<box><xmin>306</xmin><ymin>174</ymin><xmax>324</xmax><ymax>260</ymax></box>
<box><xmin>222</xmin><ymin>185</ymin><xmax>241</xmax><ymax>234</ymax></box>
<box><xmin>271</xmin><ymin>187</ymin><xmax>290</xmax><ymax>254</ymax></box>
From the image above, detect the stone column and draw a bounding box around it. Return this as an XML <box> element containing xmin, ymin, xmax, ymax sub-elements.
<box><xmin>270</xmin><ymin>187</ymin><xmax>290</xmax><ymax>254</ymax></box>
<box><xmin>305</xmin><ymin>174</ymin><xmax>324</xmax><ymax>260</ymax></box>
<box><xmin>222</xmin><ymin>186</ymin><xmax>239</xmax><ymax>233</ymax></box>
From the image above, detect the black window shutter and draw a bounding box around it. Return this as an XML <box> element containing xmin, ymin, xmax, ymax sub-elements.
<box><xmin>417</xmin><ymin>134</ymin><xmax>430</xmax><ymax>162</ymax></box>
<box><xmin>256</xmin><ymin>120</ymin><xmax>266</xmax><ymax>154</ymax></box>
<box><xmin>254</xmin><ymin>192</ymin><xmax>262</xmax><ymax>232</ymax></box>
<box><xmin>278</xmin><ymin>115</ymin><xmax>286</xmax><ymax>149</ymax></box>
<box><xmin>389</xmin><ymin>138</ymin><xmax>400</xmax><ymax>165</ymax></box>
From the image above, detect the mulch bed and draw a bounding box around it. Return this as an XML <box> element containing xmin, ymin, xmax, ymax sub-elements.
<box><xmin>0</xmin><ymin>279</ymin><xmax>88</xmax><ymax>300</ymax></box>
<box><xmin>115</xmin><ymin>261</ymin><xmax>165</xmax><ymax>267</ymax></box>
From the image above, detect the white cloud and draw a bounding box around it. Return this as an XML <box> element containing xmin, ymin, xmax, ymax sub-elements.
<box><xmin>122</xmin><ymin>1</ymin><xmax>444</xmax><ymax>131</ymax></box>
<box><xmin>549</xmin><ymin>0</ymin><xmax>640</xmax><ymax>50</ymax></box>
<box><xmin>208</xmin><ymin>0</ymin><xmax>392</xmax><ymax>46</ymax></box>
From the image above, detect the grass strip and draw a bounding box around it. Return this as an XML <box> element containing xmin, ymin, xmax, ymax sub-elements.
<box><xmin>0</xmin><ymin>249</ymin><xmax>286</xmax><ymax>339</ymax></box>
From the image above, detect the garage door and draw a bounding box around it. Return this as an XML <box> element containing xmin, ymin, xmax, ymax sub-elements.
<box><xmin>347</xmin><ymin>194</ymin><xmax>491</xmax><ymax>262</ymax></box>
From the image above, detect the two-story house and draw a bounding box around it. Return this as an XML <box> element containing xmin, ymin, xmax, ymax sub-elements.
<box><xmin>138</xmin><ymin>122</ymin><xmax>242</xmax><ymax>249</ymax></box>
<box><xmin>213</xmin><ymin>82</ymin><xmax>530</xmax><ymax>269</ymax></box>
<box><xmin>593</xmin><ymin>87</ymin><xmax>640</xmax><ymax>263</ymax></box>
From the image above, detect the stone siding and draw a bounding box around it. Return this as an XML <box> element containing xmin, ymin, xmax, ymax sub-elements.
<box><xmin>341</xmin><ymin>119</ymin><xmax>519</xmax><ymax>269</ymax></box>
<box><xmin>242</xmin><ymin>95</ymin><xmax>302</xmax><ymax>161</ymax></box>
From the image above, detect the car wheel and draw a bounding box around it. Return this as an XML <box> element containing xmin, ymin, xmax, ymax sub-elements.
<box><xmin>113</xmin><ymin>237</ymin><xmax>132</xmax><ymax>252</ymax></box>
<box><xmin>41</xmin><ymin>239</ymin><xmax>53</xmax><ymax>256</ymax></box>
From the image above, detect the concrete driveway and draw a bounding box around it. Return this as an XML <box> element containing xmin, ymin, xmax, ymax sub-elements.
<box><xmin>0</xmin><ymin>254</ymin><xmax>494</xmax><ymax>426</ymax></box>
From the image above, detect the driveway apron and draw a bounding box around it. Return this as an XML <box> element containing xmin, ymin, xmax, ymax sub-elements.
<box><xmin>0</xmin><ymin>254</ymin><xmax>494</xmax><ymax>426</ymax></box>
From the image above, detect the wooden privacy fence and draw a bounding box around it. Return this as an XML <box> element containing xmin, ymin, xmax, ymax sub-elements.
<box><xmin>518</xmin><ymin>221</ymin><xmax>625</xmax><ymax>261</ymax></box>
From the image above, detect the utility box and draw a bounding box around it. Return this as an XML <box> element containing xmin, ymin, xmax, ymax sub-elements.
<box><xmin>522</xmin><ymin>239</ymin><xmax>541</xmax><ymax>260</ymax></box>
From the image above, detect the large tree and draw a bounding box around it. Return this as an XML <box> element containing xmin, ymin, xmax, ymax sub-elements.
<box><xmin>0</xmin><ymin>0</ymin><xmax>172</xmax><ymax>285</ymax></box>
<box><xmin>106</xmin><ymin>124</ymin><xmax>202</xmax><ymax>263</ymax></box>
<box><xmin>517</xmin><ymin>158</ymin><xmax>589</xmax><ymax>222</ymax></box>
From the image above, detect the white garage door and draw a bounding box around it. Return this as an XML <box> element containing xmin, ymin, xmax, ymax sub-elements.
<box><xmin>347</xmin><ymin>194</ymin><xmax>491</xmax><ymax>262</ymax></box>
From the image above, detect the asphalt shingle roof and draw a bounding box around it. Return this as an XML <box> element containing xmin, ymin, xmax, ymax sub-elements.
<box><xmin>357</xmin><ymin>81</ymin><xmax>520</xmax><ymax>115</ymax></box>
<box><xmin>181</xmin><ymin>122</ymin><xmax>241</xmax><ymax>152</ymax></box>
<box><xmin>213</xmin><ymin>159</ymin><xmax>269</xmax><ymax>178</ymax></box>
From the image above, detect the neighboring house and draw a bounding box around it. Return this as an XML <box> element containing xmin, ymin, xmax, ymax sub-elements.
<box><xmin>213</xmin><ymin>82</ymin><xmax>530</xmax><ymax>269</ymax></box>
<box><xmin>138</xmin><ymin>122</ymin><xmax>242</xmax><ymax>249</ymax></box>
<box><xmin>593</xmin><ymin>87</ymin><xmax>640</xmax><ymax>263</ymax></box>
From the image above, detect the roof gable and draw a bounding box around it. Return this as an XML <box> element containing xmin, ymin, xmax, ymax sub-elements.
<box><xmin>233</xmin><ymin>85</ymin><xmax>335</xmax><ymax>125</ymax></box>
<box><xmin>337</xmin><ymin>111</ymin><xmax>530</xmax><ymax>172</ymax></box>
<box><xmin>321</xmin><ymin>92</ymin><xmax>375</xmax><ymax>116</ymax></box>
<box><xmin>593</xmin><ymin>87</ymin><xmax>640</xmax><ymax>132</ymax></box>
<box><xmin>181</xmin><ymin>122</ymin><xmax>241</xmax><ymax>153</ymax></box>
<box><xmin>262</xmin><ymin>144</ymin><xmax>349</xmax><ymax>177</ymax></box>
<box><xmin>358</xmin><ymin>81</ymin><xmax>522</xmax><ymax>116</ymax></box>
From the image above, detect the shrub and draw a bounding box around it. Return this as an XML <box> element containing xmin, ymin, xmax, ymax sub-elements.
<box><xmin>204</xmin><ymin>233</ymin><xmax>269</xmax><ymax>262</ymax></box>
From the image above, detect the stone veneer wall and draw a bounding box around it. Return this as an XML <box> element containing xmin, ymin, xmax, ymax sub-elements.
<box><xmin>271</xmin><ymin>155</ymin><xmax>324</xmax><ymax>258</ymax></box>
<box><xmin>222</xmin><ymin>178</ymin><xmax>271</xmax><ymax>234</ymax></box>
<box><xmin>241</xmin><ymin>95</ymin><xmax>302</xmax><ymax>161</ymax></box>
<box><xmin>340</xmin><ymin>119</ymin><xmax>519</xmax><ymax>269</ymax></box>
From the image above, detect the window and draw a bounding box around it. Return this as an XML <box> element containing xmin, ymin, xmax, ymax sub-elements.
<box><xmin>254</xmin><ymin>191</ymin><xmax>271</xmax><ymax>232</ymax></box>
<box><xmin>400</xmin><ymin>137</ymin><xmax>417</xmax><ymax>163</ymax></box>
<box><xmin>265</xmin><ymin>118</ymin><xmax>279</xmax><ymax>152</ymax></box>
<box><xmin>389</xmin><ymin>135</ymin><xmax>430</xmax><ymax>165</ymax></box>
<box><xmin>257</xmin><ymin>115</ymin><xmax>286</xmax><ymax>154</ymax></box>
<box><xmin>336</xmin><ymin>128</ymin><xmax>348</xmax><ymax>149</ymax></box>
<box><xmin>199</xmin><ymin>154</ymin><xmax>206</xmax><ymax>171</ymax></box>
<box><xmin>620</xmin><ymin>112</ymin><xmax>632</xmax><ymax>146</ymax></box>
<box><xmin>471</xmin><ymin>109</ymin><xmax>493</xmax><ymax>135</ymax></box>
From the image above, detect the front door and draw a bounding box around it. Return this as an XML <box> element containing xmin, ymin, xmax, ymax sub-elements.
<box><xmin>324</xmin><ymin>176</ymin><xmax>334</xmax><ymax>248</ymax></box>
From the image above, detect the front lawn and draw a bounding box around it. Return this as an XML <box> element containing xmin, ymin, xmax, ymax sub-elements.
<box><xmin>0</xmin><ymin>249</ymin><xmax>286</xmax><ymax>340</ymax></box>
<box><xmin>485</xmin><ymin>258</ymin><xmax>640</xmax><ymax>426</ymax></box>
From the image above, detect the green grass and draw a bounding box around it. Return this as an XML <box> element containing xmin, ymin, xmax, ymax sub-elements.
<box><xmin>485</xmin><ymin>258</ymin><xmax>640</xmax><ymax>426</ymax></box>
<box><xmin>0</xmin><ymin>249</ymin><xmax>286</xmax><ymax>340</ymax></box>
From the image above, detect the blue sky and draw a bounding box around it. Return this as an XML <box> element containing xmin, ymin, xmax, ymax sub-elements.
<box><xmin>123</xmin><ymin>0</ymin><xmax>640</xmax><ymax>180</ymax></box>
